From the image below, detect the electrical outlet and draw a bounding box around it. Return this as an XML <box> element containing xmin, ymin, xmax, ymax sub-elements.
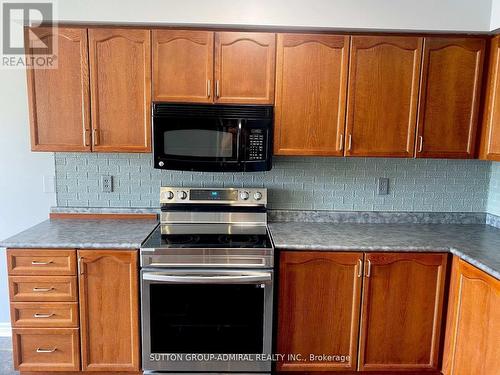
<box><xmin>101</xmin><ymin>175</ymin><xmax>113</xmax><ymax>193</ymax></box>
<box><xmin>377</xmin><ymin>177</ymin><xmax>389</xmax><ymax>195</ymax></box>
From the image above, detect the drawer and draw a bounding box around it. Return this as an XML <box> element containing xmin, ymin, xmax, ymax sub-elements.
<box><xmin>7</xmin><ymin>249</ymin><xmax>76</xmax><ymax>276</ymax></box>
<box><xmin>12</xmin><ymin>328</ymin><xmax>80</xmax><ymax>371</ymax></box>
<box><xmin>11</xmin><ymin>302</ymin><xmax>79</xmax><ymax>328</ymax></box>
<box><xmin>9</xmin><ymin>276</ymin><xmax>78</xmax><ymax>302</ymax></box>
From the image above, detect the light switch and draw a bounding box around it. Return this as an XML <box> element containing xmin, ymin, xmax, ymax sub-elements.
<box><xmin>43</xmin><ymin>175</ymin><xmax>55</xmax><ymax>193</ymax></box>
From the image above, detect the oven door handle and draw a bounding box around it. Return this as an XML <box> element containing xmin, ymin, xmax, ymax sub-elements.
<box><xmin>142</xmin><ymin>272</ymin><xmax>272</xmax><ymax>284</ymax></box>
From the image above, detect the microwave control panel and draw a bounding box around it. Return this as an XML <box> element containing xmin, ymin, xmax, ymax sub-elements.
<box><xmin>248</xmin><ymin>129</ymin><xmax>265</xmax><ymax>160</ymax></box>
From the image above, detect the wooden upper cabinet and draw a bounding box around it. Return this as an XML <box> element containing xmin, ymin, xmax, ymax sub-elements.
<box><xmin>88</xmin><ymin>28</ymin><xmax>151</xmax><ymax>152</ymax></box>
<box><xmin>153</xmin><ymin>30</ymin><xmax>214</xmax><ymax>102</ymax></box>
<box><xmin>358</xmin><ymin>253</ymin><xmax>447</xmax><ymax>372</ymax></box>
<box><xmin>278</xmin><ymin>251</ymin><xmax>363</xmax><ymax>371</ymax></box>
<box><xmin>214</xmin><ymin>32</ymin><xmax>275</xmax><ymax>104</ymax></box>
<box><xmin>274</xmin><ymin>34</ymin><xmax>349</xmax><ymax>156</ymax></box>
<box><xmin>26</xmin><ymin>27</ymin><xmax>90</xmax><ymax>151</ymax></box>
<box><xmin>78</xmin><ymin>250</ymin><xmax>140</xmax><ymax>372</ymax></box>
<box><xmin>443</xmin><ymin>258</ymin><xmax>500</xmax><ymax>375</ymax></box>
<box><xmin>346</xmin><ymin>36</ymin><xmax>422</xmax><ymax>157</ymax></box>
<box><xmin>480</xmin><ymin>36</ymin><xmax>500</xmax><ymax>161</ymax></box>
<box><xmin>417</xmin><ymin>37</ymin><xmax>485</xmax><ymax>159</ymax></box>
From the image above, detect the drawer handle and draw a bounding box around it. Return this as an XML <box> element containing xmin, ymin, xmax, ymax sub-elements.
<box><xmin>33</xmin><ymin>313</ymin><xmax>55</xmax><ymax>318</ymax></box>
<box><xmin>32</xmin><ymin>287</ymin><xmax>54</xmax><ymax>292</ymax></box>
<box><xmin>31</xmin><ymin>260</ymin><xmax>53</xmax><ymax>265</ymax></box>
<box><xmin>36</xmin><ymin>347</ymin><xmax>57</xmax><ymax>353</ymax></box>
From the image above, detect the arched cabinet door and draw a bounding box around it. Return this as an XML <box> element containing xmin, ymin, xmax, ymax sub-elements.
<box><xmin>214</xmin><ymin>32</ymin><xmax>276</xmax><ymax>104</ymax></box>
<box><xmin>345</xmin><ymin>36</ymin><xmax>423</xmax><ymax>157</ymax></box>
<box><xmin>274</xmin><ymin>34</ymin><xmax>349</xmax><ymax>156</ymax></box>
<box><xmin>153</xmin><ymin>30</ymin><xmax>214</xmax><ymax>102</ymax></box>
<box><xmin>88</xmin><ymin>28</ymin><xmax>151</xmax><ymax>152</ymax></box>
<box><xmin>416</xmin><ymin>37</ymin><xmax>485</xmax><ymax>159</ymax></box>
<box><xmin>26</xmin><ymin>27</ymin><xmax>91</xmax><ymax>151</ymax></box>
<box><xmin>78</xmin><ymin>250</ymin><xmax>140</xmax><ymax>372</ymax></box>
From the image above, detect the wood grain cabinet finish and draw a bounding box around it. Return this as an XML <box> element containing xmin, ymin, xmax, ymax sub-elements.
<box><xmin>12</xmin><ymin>328</ymin><xmax>80</xmax><ymax>372</ymax></box>
<box><xmin>277</xmin><ymin>251</ymin><xmax>363</xmax><ymax>371</ymax></box>
<box><xmin>88</xmin><ymin>28</ymin><xmax>151</xmax><ymax>152</ymax></box>
<box><xmin>9</xmin><ymin>276</ymin><xmax>78</xmax><ymax>302</ymax></box>
<box><xmin>274</xmin><ymin>34</ymin><xmax>349</xmax><ymax>156</ymax></box>
<box><xmin>26</xmin><ymin>27</ymin><xmax>90</xmax><ymax>151</ymax></box>
<box><xmin>480</xmin><ymin>35</ymin><xmax>500</xmax><ymax>161</ymax></box>
<box><xmin>442</xmin><ymin>258</ymin><xmax>500</xmax><ymax>375</ymax></box>
<box><xmin>358</xmin><ymin>253</ymin><xmax>448</xmax><ymax>372</ymax></box>
<box><xmin>7</xmin><ymin>249</ymin><xmax>76</xmax><ymax>276</ymax></box>
<box><xmin>416</xmin><ymin>37</ymin><xmax>485</xmax><ymax>159</ymax></box>
<box><xmin>153</xmin><ymin>30</ymin><xmax>214</xmax><ymax>102</ymax></box>
<box><xmin>346</xmin><ymin>36</ymin><xmax>422</xmax><ymax>157</ymax></box>
<box><xmin>214</xmin><ymin>32</ymin><xmax>276</xmax><ymax>104</ymax></box>
<box><xmin>11</xmin><ymin>302</ymin><xmax>79</xmax><ymax>328</ymax></box>
<box><xmin>78</xmin><ymin>250</ymin><xmax>140</xmax><ymax>372</ymax></box>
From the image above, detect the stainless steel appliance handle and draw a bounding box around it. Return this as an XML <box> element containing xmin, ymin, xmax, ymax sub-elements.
<box><xmin>143</xmin><ymin>272</ymin><xmax>272</xmax><ymax>284</ymax></box>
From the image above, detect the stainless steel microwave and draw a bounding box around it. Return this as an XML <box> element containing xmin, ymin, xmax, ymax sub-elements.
<box><xmin>152</xmin><ymin>103</ymin><xmax>273</xmax><ymax>172</ymax></box>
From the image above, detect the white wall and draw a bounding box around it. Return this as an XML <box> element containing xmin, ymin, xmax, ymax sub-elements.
<box><xmin>0</xmin><ymin>67</ymin><xmax>56</xmax><ymax>325</ymax></box>
<box><xmin>52</xmin><ymin>0</ymin><xmax>492</xmax><ymax>32</ymax></box>
<box><xmin>491</xmin><ymin>0</ymin><xmax>500</xmax><ymax>30</ymax></box>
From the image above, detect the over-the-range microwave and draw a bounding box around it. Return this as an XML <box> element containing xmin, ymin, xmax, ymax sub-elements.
<box><xmin>152</xmin><ymin>103</ymin><xmax>273</xmax><ymax>172</ymax></box>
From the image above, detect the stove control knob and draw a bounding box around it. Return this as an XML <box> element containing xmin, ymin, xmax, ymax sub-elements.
<box><xmin>177</xmin><ymin>191</ymin><xmax>188</xmax><ymax>200</ymax></box>
<box><xmin>164</xmin><ymin>191</ymin><xmax>174</xmax><ymax>200</ymax></box>
<box><xmin>158</xmin><ymin>161</ymin><xmax>165</xmax><ymax>167</ymax></box>
<box><xmin>240</xmin><ymin>191</ymin><xmax>250</xmax><ymax>200</ymax></box>
<box><xmin>253</xmin><ymin>191</ymin><xmax>263</xmax><ymax>200</ymax></box>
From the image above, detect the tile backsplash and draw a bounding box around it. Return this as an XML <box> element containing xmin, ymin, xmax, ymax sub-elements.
<box><xmin>55</xmin><ymin>153</ymin><xmax>491</xmax><ymax>212</ymax></box>
<box><xmin>487</xmin><ymin>162</ymin><xmax>500</xmax><ymax>216</ymax></box>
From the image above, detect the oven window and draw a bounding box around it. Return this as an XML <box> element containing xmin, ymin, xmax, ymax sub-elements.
<box><xmin>164</xmin><ymin>129</ymin><xmax>234</xmax><ymax>158</ymax></box>
<box><xmin>149</xmin><ymin>284</ymin><xmax>264</xmax><ymax>354</ymax></box>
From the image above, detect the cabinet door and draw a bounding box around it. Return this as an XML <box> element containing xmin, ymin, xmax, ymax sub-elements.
<box><xmin>274</xmin><ymin>34</ymin><xmax>349</xmax><ymax>156</ymax></box>
<box><xmin>346</xmin><ymin>36</ymin><xmax>422</xmax><ymax>157</ymax></box>
<box><xmin>480</xmin><ymin>36</ymin><xmax>500</xmax><ymax>161</ymax></box>
<box><xmin>78</xmin><ymin>250</ymin><xmax>140</xmax><ymax>371</ymax></box>
<box><xmin>277</xmin><ymin>251</ymin><xmax>363</xmax><ymax>371</ymax></box>
<box><xmin>443</xmin><ymin>258</ymin><xmax>500</xmax><ymax>375</ymax></box>
<box><xmin>26</xmin><ymin>27</ymin><xmax>90</xmax><ymax>151</ymax></box>
<box><xmin>358</xmin><ymin>253</ymin><xmax>447</xmax><ymax>371</ymax></box>
<box><xmin>88</xmin><ymin>28</ymin><xmax>151</xmax><ymax>152</ymax></box>
<box><xmin>214</xmin><ymin>32</ymin><xmax>275</xmax><ymax>104</ymax></box>
<box><xmin>153</xmin><ymin>30</ymin><xmax>214</xmax><ymax>102</ymax></box>
<box><xmin>416</xmin><ymin>37</ymin><xmax>485</xmax><ymax>158</ymax></box>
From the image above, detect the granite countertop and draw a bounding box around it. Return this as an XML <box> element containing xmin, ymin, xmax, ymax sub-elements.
<box><xmin>269</xmin><ymin>223</ymin><xmax>500</xmax><ymax>280</ymax></box>
<box><xmin>0</xmin><ymin>219</ymin><xmax>159</xmax><ymax>249</ymax></box>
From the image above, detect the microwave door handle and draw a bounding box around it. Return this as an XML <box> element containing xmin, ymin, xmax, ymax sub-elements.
<box><xmin>236</xmin><ymin>119</ymin><xmax>243</xmax><ymax>162</ymax></box>
<box><xmin>142</xmin><ymin>272</ymin><xmax>272</xmax><ymax>284</ymax></box>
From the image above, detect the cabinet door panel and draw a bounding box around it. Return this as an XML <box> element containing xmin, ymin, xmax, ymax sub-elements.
<box><xmin>89</xmin><ymin>28</ymin><xmax>151</xmax><ymax>152</ymax></box>
<box><xmin>26</xmin><ymin>27</ymin><xmax>90</xmax><ymax>151</ymax></box>
<box><xmin>346</xmin><ymin>36</ymin><xmax>422</xmax><ymax>157</ymax></box>
<box><xmin>278</xmin><ymin>251</ymin><xmax>363</xmax><ymax>371</ymax></box>
<box><xmin>153</xmin><ymin>30</ymin><xmax>214</xmax><ymax>102</ymax></box>
<box><xmin>215</xmin><ymin>32</ymin><xmax>275</xmax><ymax>104</ymax></box>
<box><xmin>417</xmin><ymin>38</ymin><xmax>485</xmax><ymax>158</ymax></box>
<box><xmin>480</xmin><ymin>36</ymin><xmax>500</xmax><ymax>161</ymax></box>
<box><xmin>359</xmin><ymin>253</ymin><xmax>447</xmax><ymax>371</ymax></box>
<box><xmin>443</xmin><ymin>258</ymin><xmax>500</xmax><ymax>374</ymax></box>
<box><xmin>274</xmin><ymin>34</ymin><xmax>349</xmax><ymax>156</ymax></box>
<box><xmin>78</xmin><ymin>250</ymin><xmax>139</xmax><ymax>371</ymax></box>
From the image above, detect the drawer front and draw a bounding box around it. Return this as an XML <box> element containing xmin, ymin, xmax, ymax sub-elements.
<box><xmin>11</xmin><ymin>302</ymin><xmax>79</xmax><ymax>328</ymax></box>
<box><xmin>12</xmin><ymin>328</ymin><xmax>80</xmax><ymax>371</ymax></box>
<box><xmin>7</xmin><ymin>249</ymin><xmax>76</xmax><ymax>276</ymax></box>
<box><xmin>9</xmin><ymin>276</ymin><xmax>78</xmax><ymax>302</ymax></box>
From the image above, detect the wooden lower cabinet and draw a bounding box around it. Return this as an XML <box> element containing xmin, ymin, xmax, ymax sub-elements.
<box><xmin>442</xmin><ymin>258</ymin><xmax>500</xmax><ymax>374</ymax></box>
<box><xmin>358</xmin><ymin>253</ymin><xmax>447</xmax><ymax>371</ymax></box>
<box><xmin>278</xmin><ymin>251</ymin><xmax>448</xmax><ymax>373</ymax></box>
<box><xmin>78</xmin><ymin>250</ymin><xmax>140</xmax><ymax>372</ymax></box>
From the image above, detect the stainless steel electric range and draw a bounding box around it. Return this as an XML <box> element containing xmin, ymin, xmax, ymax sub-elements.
<box><xmin>140</xmin><ymin>187</ymin><xmax>274</xmax><ymax>374</ymax></box>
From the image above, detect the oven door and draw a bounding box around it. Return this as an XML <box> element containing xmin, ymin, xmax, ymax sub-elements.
<box><xmin>141</xmin><ymin>269</ymin><xmax>273</xmax><ymax>373</ymax></box>
<box><xmin>153</xmin><ymin>115</ymin><xmax>242</xmax><ymax>171</ymax></box>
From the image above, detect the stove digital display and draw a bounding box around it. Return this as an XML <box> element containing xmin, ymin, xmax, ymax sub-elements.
<box><xmin>190</xmin><ymin>189</ymin><xmax>238</xmax><ymax>201</ymax></box>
